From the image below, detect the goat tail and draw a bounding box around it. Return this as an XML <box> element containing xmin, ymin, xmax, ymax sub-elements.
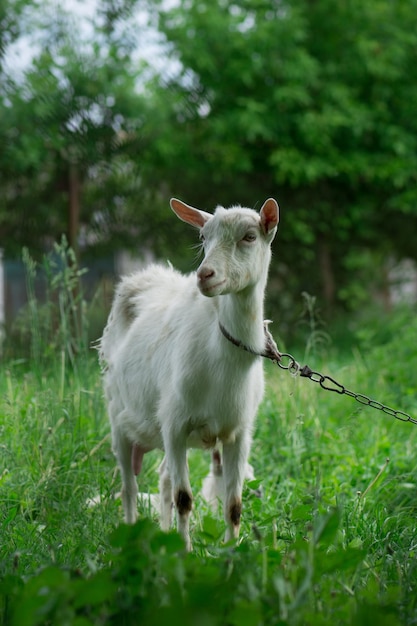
<box><xmin>98</xmin><ymin>273</ymin><xmax>142</xmax><ymax>369</ymax></box>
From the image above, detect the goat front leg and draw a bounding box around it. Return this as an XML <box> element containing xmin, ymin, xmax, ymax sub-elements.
<box><xmin>162</xmin><ymin>422</ymin><xmax>193</xmax><ymax>551</ymax></box>
<box><xmin>222</xmin><ymin>433</ymin><xmax>251</xmax><ymax>543</ymax></box>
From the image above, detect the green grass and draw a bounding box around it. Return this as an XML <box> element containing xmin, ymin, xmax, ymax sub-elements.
<box><xmin>1</xmin><ymin>246</ymin><xmax>417</xmax><ymax>624</ymax></box>
<box><xmin>1</xmin><ymin>317</ymin><xmax>417</xmax><ymax>625</ymax></box>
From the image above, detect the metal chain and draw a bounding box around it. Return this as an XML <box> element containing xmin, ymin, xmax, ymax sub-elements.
<box><xmin>218</xmin><ymin>320</ymin><xmax>417</xmax><ymax>427</ymax></box>
<box><xmin>277</xmin><ymin>352</ymin><xmax>417</xmax><ymax>426</ymax></box>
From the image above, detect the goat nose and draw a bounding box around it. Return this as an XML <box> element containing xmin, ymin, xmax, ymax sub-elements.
<box><xmin>197</xmin><ymin>266</ymin><xmax>215</xmax><ymax>282</ymax></box>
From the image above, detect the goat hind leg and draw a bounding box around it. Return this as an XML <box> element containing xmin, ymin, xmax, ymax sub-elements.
<box><xmin>222</xmin><ymin>435</ymin><xmax>250</xmax><ymax>542</ymax></box>
<box><xmin>114</xmin><ymin>432</ymin><xmax>139</xmax><ymax>524</ymax></box>
<box><xmin>201</xmin><ymin>448</ymin><xmax>224</xmax><ymax>512</ymax></box>
<box><xmin>158</xmin><ymin>456</ymin><xmax>173</xmax><ymax>531</ymax></box>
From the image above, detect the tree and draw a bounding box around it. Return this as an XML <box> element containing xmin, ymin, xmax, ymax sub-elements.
<box><xmin>3</xmin><ymin>0</ymin><xmax>417</xmax><ymax>317</ymax></box>
<box><xmin>0</xmin><ymin>0</ymin><xmax>147</xmax><ymax>259</ymax></box>
<box><xmin>141</xmin><ymin>0</ymin><xmax>417</xmax><ymax>312</ymax></box>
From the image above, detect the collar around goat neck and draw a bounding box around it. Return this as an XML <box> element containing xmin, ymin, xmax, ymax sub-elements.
<box><xmin>219</xmin><ymin>321</ymin><xmax>282</xmax><ymax>363</ymax></box>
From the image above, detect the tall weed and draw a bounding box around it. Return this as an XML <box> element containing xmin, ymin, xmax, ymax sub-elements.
<box><xmin>297</xmin><ymin>291</ymin><xmax>331</xmax><ymax>360</ymax></box>
<box><xmin>11</xmin><ymin>238</ymin><xmax>89</xmax><ymax>371</ymax></box>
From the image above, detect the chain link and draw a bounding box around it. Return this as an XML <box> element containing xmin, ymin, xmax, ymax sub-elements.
<box><xmin>277</xmin><ymin>353</ymin><xmax>417</xmax><ymax>426</ymax></box>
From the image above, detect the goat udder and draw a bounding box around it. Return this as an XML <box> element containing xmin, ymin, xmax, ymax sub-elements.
<box><xmin>131</xmin><ymin>444</ymin><xmax>149</xmax><ymax>475</ymax></box>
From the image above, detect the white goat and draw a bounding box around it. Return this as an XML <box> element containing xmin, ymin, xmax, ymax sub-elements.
<box><xmin>99</xmin><ymin>197</ymin><xmax>279</xmax><ymax>550</ymax></box>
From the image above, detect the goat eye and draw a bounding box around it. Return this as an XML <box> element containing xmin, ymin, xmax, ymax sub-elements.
<box><xmin>242</xmin><ymin>233</ymin><xmax>256</xmax><ymax>243</ymax></box>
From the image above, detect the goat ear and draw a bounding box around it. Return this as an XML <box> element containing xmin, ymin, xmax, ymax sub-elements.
<box><xmin>260</xmin><ymin>198</ymin><xmax>279</xmax><ymax>236</ymax></box>
<box><xmin>170</xmin><ymin>198</ymin><xmax>211</xmax><ymax>229</ymax></box>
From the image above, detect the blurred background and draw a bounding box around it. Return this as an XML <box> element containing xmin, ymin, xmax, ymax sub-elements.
<box><xmin>1</xmin><ymin>0</ymin><xmax>417</xmax><ymax>351</ymax></box>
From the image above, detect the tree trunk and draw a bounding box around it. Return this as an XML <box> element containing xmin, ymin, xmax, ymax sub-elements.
<box><xmin>380</xmin><ymin>262</ymin><xmax>392</xmax><ymax>312</ymax></box>
<box><xmin>318</xmin><ymin>238</ymin><xmax>335</xmax><ymax>312</ymax></box>
<box><xmin>68</xmin><ymin>162</ymin><xmax>80</xmax><ymax>258</ymax></box>
<box><xmin>67</xmin><ymin>161</ymin><xmax>82</xmax><ymax>348</ymax></box>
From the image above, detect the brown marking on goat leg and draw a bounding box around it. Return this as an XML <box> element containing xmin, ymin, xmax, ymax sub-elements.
<box><xmin>175</xmin><ymin>490</ymin><xmax>192</xmax><ymax>515</ymax></box>
<box><xmin>229</xmin><ymin>499</ymin><xmax>242</xmax><ymax>527</ymax></box>
<box><xmin>213</xmin><ymin>449</ymin><xmax>221</xmax><ymax>465</ymax></box>
<box><xmin>212</xmin><ymin>449</ymin><xmax>223</xmax><ymax>476</ymax></box>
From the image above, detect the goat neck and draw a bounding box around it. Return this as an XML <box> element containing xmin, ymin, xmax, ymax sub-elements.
<box><xmin>217</xmin><ymin>281</ymin><xmax>267</xmax><ymax>357</ymax></box>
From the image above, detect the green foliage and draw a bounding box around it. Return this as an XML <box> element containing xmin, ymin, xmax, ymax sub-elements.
<box><xmin>2</xmin><ymin>0</ymin><xmax>417</xmax><ymax>318</ymax></box>
<box><xmin>0</xmin><ymin>0</ymin><xmax>147</xmax><ymax>257</ymax></box>
<box><xmin>143</xmin><ymin>0</ymin><xmax>417</xmax><ymax>311</ymax></box>
<box><xmin>0</xmin><ymin>512</ymin><xmax>372</xmax><ymax>626</ymax></box>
